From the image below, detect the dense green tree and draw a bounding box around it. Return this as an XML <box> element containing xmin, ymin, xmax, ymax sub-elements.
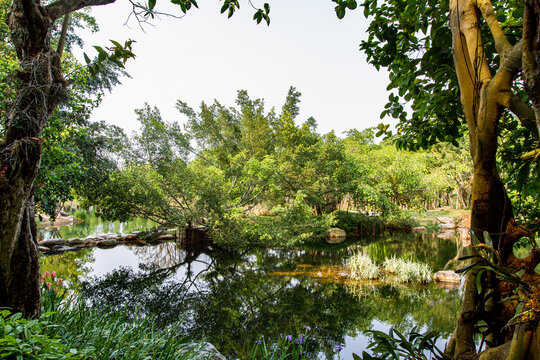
<box><xmin>0</xmin><ymin>0</ymin><xmax>273</xmax><ymax>317</ymax></box>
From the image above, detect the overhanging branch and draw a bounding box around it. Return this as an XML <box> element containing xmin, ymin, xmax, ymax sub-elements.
<box><xmin>46</xmin><ymin>0</ymin><xmax>117</xmax><ymax>23</ymax></box>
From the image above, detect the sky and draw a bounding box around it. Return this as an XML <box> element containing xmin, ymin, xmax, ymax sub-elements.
<box><xmin>80</xmin><ymin>0</ymin><xmax>393</xmax><ymax>137</ymax></box>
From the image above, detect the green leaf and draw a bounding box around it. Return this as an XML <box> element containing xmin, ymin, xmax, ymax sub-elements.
<box><xmin>83</xmin><ymin>53</ymin><xmax>91</xmax><ymax>64</ymax></box>
<box><xmin>335</xmin><ymin>6</ymin><xmax>346</xmax><ymax>19</ymax></box>
<box><xmin>455</xmin><ymin>261</ymin><xmax>481</xmax><ymax>274</ymax></box>
<box><xmin>148</xmin><ymin>0</ymin><xmax>156</xmax><ymax>10</ymax></box>
<box><xmin>476</xmin><ymin>269</ymin><xmax>486</xmax><ymax>294</ymax></box>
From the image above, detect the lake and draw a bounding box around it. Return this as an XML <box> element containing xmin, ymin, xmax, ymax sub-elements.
<box><xmin>39</xmin><ymin>213</ymin><xmax>461</xmax><ymax>359</ymax></box>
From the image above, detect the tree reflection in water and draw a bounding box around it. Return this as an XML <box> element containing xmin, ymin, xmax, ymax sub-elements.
<box><xmin>80</xmin><ymin>236</ymin><xmax>461</xmax><ymax>359</ymax></box>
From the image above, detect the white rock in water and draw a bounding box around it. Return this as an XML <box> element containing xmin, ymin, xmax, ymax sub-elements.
<box><xmin>433</xmin><ymin>270</ymin><xmax>461</xmax><ymax>284</ymax></box>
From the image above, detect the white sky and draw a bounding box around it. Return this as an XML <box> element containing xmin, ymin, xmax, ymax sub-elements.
<box><xmin>80</xmin><ymin>0</ymin><xmax>393</xmax><ymax>136</ymax></box>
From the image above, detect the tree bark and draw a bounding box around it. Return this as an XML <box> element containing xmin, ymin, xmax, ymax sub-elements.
<box><xmin>0</xmin><ymin>0</ymin><xmax>118</xmax><ymax>317</ymax></box>
<box><xmin>448</xmin><ymin>0</ymin><xmax>540</xmax><ymax>359</ymax></box>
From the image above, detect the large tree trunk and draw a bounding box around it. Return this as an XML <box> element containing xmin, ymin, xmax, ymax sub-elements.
<box><xmin>447</xmin><ymin>0</ymin><xmax>540</xmax><ymax>359</ymax></box>
<box><xmin>0</xmin><ymin>1</ymin><xmax>64</xmax><ymax>317</ymax></box>
<box><xmin>0</xmin><ymin>0</ymin><xmax>116</xmax><ymax>317</ymax></box>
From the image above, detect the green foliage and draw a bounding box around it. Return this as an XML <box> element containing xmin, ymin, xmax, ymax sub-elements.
<box><xmin>0</xmin><ymin>310</ymin><xmax>75</xmax><ymax>359</ymax></box>
<box><xmin>356</xmin><ymin>327</ymin><xmax>443</xmax><ymax>360</ymax></box>
<box><xmin>250</xmin><ymin>333</ymin><xmax>313</xmax><ymax>360</ymax></box>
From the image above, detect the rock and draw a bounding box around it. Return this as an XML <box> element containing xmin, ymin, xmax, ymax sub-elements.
<box><xmin>67</xmin><ymin>238</ymin><xmax>83</xmax><ymax>245</ymax></box>
<box><xmin>59</xmin><ymin>210</ymin><xmax>69</xmax><ymax>217</ymax></box>
<box><xmin>433</xmin><ymin>270</ymin><xmax>461</xmax><ymax>284</ymax></box>
<box><xmin>156</xmin><ymin>234</ymin><xmax>175</xmax><ymax>241</ymax></box>
<box><xmin>437</xmin><ymin>231</ymin><xmax>455</xmax><ymax>240</ymax></box>
<box><xmin>326</xmin><ymin>228</ymin><xmax>347</xmax><ymax>244</ymax></box>
<box><xmin>181</xmin><ymin>342</ymin><xmax>227</xmax><ymax>360</ymax></box>
<box><xmin>123</xmin><ymin>234</ymin><xmax>137</xmax><ymax>240</ymax></box>
<box><xmin>38</xmin><ymin>246</ymin><xmax>51</xmax><ymax>253</ymax></box>
<box><xmin>40</xmin><ymin>239</ymin><xmax>66</xmax><ymax>247</ymax></box>
<box><xmin>412</xmin><ymin>226</ymin><xmax>427</xmax><ymax>231</ymax></box>
<box><xmin>51</xmin><ymin>245</ymin><xmax>77</xmax><ymax>253</ymax></box>
<box><xmin>438</xmin><ymin>223</ymin><xmax>456</xmax><ymax>230</ymax></box>
<box><xmin>96</xmin><ymin>239</ymin><xmax>118</xmax><ymax>247</ymax></box>
<box><xmin>437</xmin><ymin>216</ymin><xmax>455</xmax><ymax>224</ymax></box>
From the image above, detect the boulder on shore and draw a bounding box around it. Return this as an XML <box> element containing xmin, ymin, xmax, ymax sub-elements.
<box><xmin>437</xmin><ymin>216</ymin><xmax>455</xmax><ymax>225</ymax></box>
<box><xmin>433</xmin><ymin>270</ymin><xmax>461</xmax><ymax>284</ymax></box>
<box><xmin>326</xmin><ymin>228</ymin><xmax>347</xmax><ymax>244</ymax></box>
<box><xmin>412</xmin><ymin>226</ymin><xmax>427</xmax><ymax>231</ymax></box>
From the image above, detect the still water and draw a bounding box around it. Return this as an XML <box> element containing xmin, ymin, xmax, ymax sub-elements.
<box><xmin>39</xmin><ymin>214</ymin><xmax>461</xmax><ymax>359</ymax></box>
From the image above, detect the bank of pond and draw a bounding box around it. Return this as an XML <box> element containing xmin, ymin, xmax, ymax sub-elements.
<box><xmin>35</xmin><ymin>212</ymin><xmax>463</xmax><ymax>359</ymax></box>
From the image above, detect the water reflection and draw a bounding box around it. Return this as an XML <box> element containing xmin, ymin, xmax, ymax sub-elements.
<box><xmin>38</xmin><ymin>209</ymin><xmax>156</xmax><ymax>240</ymax></box>
<box><xmin>39</xmin><ymin>233</ymin><xmax>461</xmax><ymax>359</ymax></box>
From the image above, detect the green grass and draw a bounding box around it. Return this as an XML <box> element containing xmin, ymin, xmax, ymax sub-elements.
<box><xmin>0</xmin><ymin>284</ymin><xmax>206</xmax><ymax>360</ymax></box>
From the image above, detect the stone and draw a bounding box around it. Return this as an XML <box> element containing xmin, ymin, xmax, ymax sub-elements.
<box><xmin>156</xmin><ymin>234</ymin><xmax>175</xmax><ymax>241</ymax></box>
<box><xmin>412</xmin><ymin>226</ymin><xmax>427</xmax><ymax>231</ymax></box>
<box><xmin>40</xmin><ymin>239</ymin><xmax>66</xmax><ymax>247</ymax></box>
<box><xmin>51</xmin><ymin>245</ymin><xmax>77</xmax><ymax>253</ymax></box>
<box><xmin>438</xmin><ymin>223</ymin><xmax>456</xmax><ymax>230</ymax></box>
<box><xmin>59</xmin><ymin>210</ymin><xmax>69</xmax><ymax>217</ymax></box>
<box><xmin>181</xmin><ymin>342</ymin><xmax>227</xmax><ymax>360</ymax></box>
<box><xmin>123</xmin><ymin>234</ymin><xmax>137</xmax><ymax>240</ymax></box>
<box><xmin>433</xmin><ymin>270</ymin><xmax>461</xmax><ymax>284</ymax></box>
<box><xmin>96</xmin><ymin>239</ymin><xmax>118</xmax><ymax>247</ymax></box>
<box><xmin>437</xmin><ymin>231</ymin><xmax>455</xmax><ymax>240</ymax></box>
<box><xmin>325</xmin><ymin>228</ymin><xmax>347</xmax><ymax>244</ymax></box>
<box><xmin>38</xmin><ymin>246</ymin><xmax>51</xmax><ymax>253</ymax></box>
<box><xmin>67</xmin><ymin>238</ymin><xmax>83</xmax><ymax>245</ymax></box>
<box><xmin>437</xmin><ymin>216</ymin><xmax>455</xmax><ymax>224</ymax></box>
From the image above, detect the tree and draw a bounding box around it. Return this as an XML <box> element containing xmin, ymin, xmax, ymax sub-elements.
<box><xmin>0</xmin><ymin>0</ymin><xmax>276</xmax><ymax>317</ymax></box>
<box><xmin>360</xmin><ymin>0</ymin><xmax>539</xmax><ymax>359</ymax></box>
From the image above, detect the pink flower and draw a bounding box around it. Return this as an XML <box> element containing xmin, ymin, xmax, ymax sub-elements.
<box><xmin>51</xmin><ymin>271</ymin><xmax>56</xmax><ymax>278</ymax></box>
<box><xmin>43</xmin><ymin>272</ymin><xmax>50</xmax><ymax>277</ymax></box>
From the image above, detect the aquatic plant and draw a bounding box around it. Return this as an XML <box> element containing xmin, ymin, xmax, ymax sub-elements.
<box><xmin>348</xmin><ymin>253</ymin><xmax>381</xmax><ymax>280</ymax></box>
<box><xmin>382</xmin><ymin>257</ymin><xmax>432</xmax><ymax>283</ymax></box>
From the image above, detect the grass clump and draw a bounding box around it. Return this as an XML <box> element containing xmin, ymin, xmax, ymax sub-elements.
<box><xmin>347</xmin><ymin>253</ymin><xmax>432</xmax><ymax>284</ymax></box>
<box><xmin>383</xmin><ymin>257</ymin><xmax>432</xmax><ymax>283</ymax></box>
<box><xmin>348</xmin><ymin>253</ymin><xmax>380</xmax><ymax>280</ymax></box>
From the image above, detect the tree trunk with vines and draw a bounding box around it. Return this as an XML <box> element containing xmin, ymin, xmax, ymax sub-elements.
<box><xmin>0</xmin><ymin>0</ymin><xmax>115</xmax><ymax>317</ymax></box>
<box><xmin>446</xmin><ymin>0</ymin><xmax>540</xmax><ymax>359</ymax></box>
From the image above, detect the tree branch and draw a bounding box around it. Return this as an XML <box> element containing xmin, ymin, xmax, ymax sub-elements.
<box><xmin>477</xmin><ymin>0</ymin><xmax>512</xmax><ymax>55</ymax></box>
<box><xmin>46</xmin><ymin>0</ymin><xmax>117</xmax><ymax>23</ymax></box>
<box><xmin>56</xmin><ymin>12</ymin><xmax>70</xmax><ymax>58</ymax></box>
<box><xmin>499</xmin><ymin>92</ymin><xmax>539</xmax><ymax>139</ymax></box>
